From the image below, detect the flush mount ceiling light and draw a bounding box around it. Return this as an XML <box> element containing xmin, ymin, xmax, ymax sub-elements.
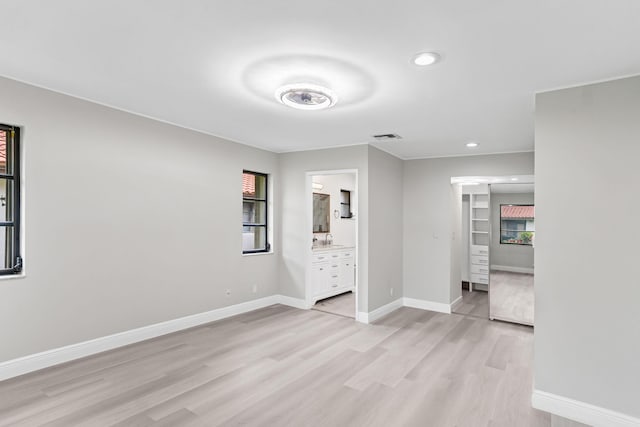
<box><xmin>466</xmin><ymin>142</ymin><xmax>479</xmax><ymax>148</ymax></box>
<box><xmin>413</xmin><ymin>52</ymin><xmax>441</xmax><ymax>66</ymax></box>
<box><xmin>275</xmin><ymin>83</ymin><xmax>337</xmax><ymax>110</ymax></box>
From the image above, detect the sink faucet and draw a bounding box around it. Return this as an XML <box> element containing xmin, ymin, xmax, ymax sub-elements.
<box><xmin>325</xmin><ymin>234</ymin><xmax>333</xmax><ymax>246</ymax></box>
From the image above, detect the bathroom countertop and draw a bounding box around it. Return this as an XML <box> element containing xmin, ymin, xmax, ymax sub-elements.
<box><xmin>312</xmin><ymin>245</ymin><xmax>355</xmax><ymax>252</ymax></box>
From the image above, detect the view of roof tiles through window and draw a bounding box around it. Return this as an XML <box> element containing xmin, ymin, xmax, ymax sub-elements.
<box><xmin>0</xmin><ymin>130</ymin><xmax>6</xmax><ymax>172</ymax></box>
<box><xmin>242</xmin><ymin>172</ymin><xmax>256</xmax><ymax>197</ymax></box>
<box><xmin>501</xmin><ymin>205</ymin><xmax>534</xmax><ymax>219</ymax></box>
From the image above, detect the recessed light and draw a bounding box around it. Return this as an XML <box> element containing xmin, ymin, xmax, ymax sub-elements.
<box><xmin>275</xmin><ymin>83</ymin><xmax>337</xmax><ymax>110</ymax></box>
<box><xmin>466</xmin><ymin>142</ymin><xmax>479</xmax><ymax>148</ymax></box>
<box><xmin>511</xmin><ymin>177</ymin><xmax>519</xmax><ymax>181</ymax></box>
<box><xmin>413</xmin><ymin>52</ymin><xmax>441</xmax><ymax>66</ymax></box>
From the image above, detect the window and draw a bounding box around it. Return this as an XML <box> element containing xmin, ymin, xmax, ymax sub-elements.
<box><xmin>242</xmin><ymin>170</ymin><xmax>269</xmax><ymax>253</ymax></box>
<box><xmin>340</xmin><ymin>189</ymin><xmax>352</xmax><ymax>218</ymax></box>
<box><xmin>0</xmin><ymin>124</ymin><xmax>22</xmax><ymax>274</ymax></box>
<box><xmin>500</xmin><ymin>204</ymin><xmax>534</xmax><ymax>246</ymax></box>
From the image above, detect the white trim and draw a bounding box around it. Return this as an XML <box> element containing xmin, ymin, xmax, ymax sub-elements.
<box><xmin>491</xmin><ymin>264</ymin><xmax>534</xmax><ymax>274</ymax></box>
<box><xmin>358</xmin><ymin>298</ymin><xmax>403</xmax><ymax>324</ymax></box>
<box><xmin>277</xmin><ymin>295</ymin><xmax>309</xmax><ymax>310</ymax></box>
<box><xmin>450</xmin><ymin>295</ymin><xmax>463</xmax><ymax>312</ymax></box>
<box><xmin>0</xmin><ymin>295</ymin><xmax>306</xmax><ymax>381</ymax></box>
<box><xmin>403</xmin><ymin>297</ymin><xmax>452</xmax><ymax>314</ymax></box>
<box><xmin>532</xmin><ymin>389</ymin><xmax>640</xmax><ymax>427</ymax></box>
<box><xmin>402</xmin><ymin>149</ymin><xmax>534</xmax><ymax>161</ymax></box>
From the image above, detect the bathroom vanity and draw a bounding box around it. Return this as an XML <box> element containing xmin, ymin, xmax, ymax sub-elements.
<box><xmin>310</xmin><ymin>246</ymin><xmax>355</xmax><ymax>304</ymax></box>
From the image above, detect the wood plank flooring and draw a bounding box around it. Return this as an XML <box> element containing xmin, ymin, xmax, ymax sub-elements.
<box><xmin>0</xmin><ymin>305</ymin><xmax>549</xmax><ymax>426</ymax></box>
<box><xmin>312</xmin><ymin>291</ymin><xmax>355</xmax><ymax>318</ymax></box>
<box><xmin>453</xmin><ymin>289</ymin><xmax>489</xmax><ymax>319</ymax></box>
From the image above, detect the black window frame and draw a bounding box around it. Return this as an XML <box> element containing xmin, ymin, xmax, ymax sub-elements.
<box><xmin>242</xmin><ymin>170</ymin><xmax>270</xmax><ymax>254</ymax></box>
<box><xmin>340</xmin><ymin>189</ymin><xmax>352</xmax><ymax>219</ymax></box>
<box><xmin>499</xmin><ymin>204</ymin><xmax>534</xmax><ymax>246</ymax></box>
<box><xmin>0</xmin><ymin>123</ymin><xmax>22</xmax><ymax>274</ymax></box>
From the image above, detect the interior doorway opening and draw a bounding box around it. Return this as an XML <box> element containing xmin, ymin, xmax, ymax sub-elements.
<box><xmin>451</xmin><ymin>175</ymin><xmax>535</xmax><ymax>326</ymax></box>
<box><xmin>305</xmin><ymin>170</ymin><xmax>358</xmax><ymax>320</ymax></box>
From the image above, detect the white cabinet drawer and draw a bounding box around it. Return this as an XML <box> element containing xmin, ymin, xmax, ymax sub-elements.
<box><xmin>471</xmin><ymin>273</ymin><xmax>489</xmax><ymax>284</ymax></box>
<box><xmin>471</xmin><ymin>245</ymin><xmax>489</xmax><ymax>256</ymax></box>
<box><xmin>341</xmin><ymin>250</ymin><xmax>354</xmax><ymax>258</ymax></box>
<box><xmin>471</xmin><ymin>255</ymin><xmax>489</xmax><ymax>266</ymax></box>
<box><xmin>312</xmin><ymin>253</ymin><xmax>330</xmax><ymax>263</ymax></box>
<box><xmin>470</xmin><ymin>264</ymin><xmax>489</xmax><ymax>275</ymax></box>
<box><xmin>329</xmin><ymin>271</ymin><xmax>340</xmax><ymax>286</ymax></box>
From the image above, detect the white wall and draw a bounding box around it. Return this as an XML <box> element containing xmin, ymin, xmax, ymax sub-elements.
<box><xmin>0</xmin><ymin>77</ymin><xmax>280</xmax><ymax>363</ymax></box>
<box><xmin>489</xmin><ymin>192</ymin><xmax>535</xmax><ymax>270</ymax></box>
<box><xmin>311</xmin><ymin>173</ymin><xmax>356</xmax><ymax>247</ymax></box>
<box><xmin>403</xmin><ymin>153</ymin><xmax>534</xmax><ymax>305</ymax></box>
<box><xmin>535</xmin><ymin>75</ymin><xmax>640</xmax><ymax>418</ymax></box>
<box><xmin>367</xmin><ymin>146</ymin><xmax>404</xmax><ymax>310</ymax></box>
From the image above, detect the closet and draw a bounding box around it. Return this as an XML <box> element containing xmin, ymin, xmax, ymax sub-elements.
<box><xmin>464</xmin><ymin>185</ymin><xmax>490</xmax><ymax>291</ymax></box>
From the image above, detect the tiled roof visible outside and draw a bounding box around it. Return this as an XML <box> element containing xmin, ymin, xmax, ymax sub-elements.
<box><xmin>501</xmin><ymin>205</ymin><xmax>534</xmax><ymax>219</ymax></box>
<box><xmin>0</xmin><ymin>130</ymin><xmax>6</xmax><ymax>168</ymax></box>
<box><xmin>242</xmin><ymin>173</ymin><xmax>255</xmax><ymax>196</ymax></box>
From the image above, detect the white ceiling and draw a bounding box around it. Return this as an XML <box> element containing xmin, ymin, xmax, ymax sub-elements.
<box><xmin>1</xmin><ymin>1</ymin><xmax>639</xmax><ymax>159</ymax></box>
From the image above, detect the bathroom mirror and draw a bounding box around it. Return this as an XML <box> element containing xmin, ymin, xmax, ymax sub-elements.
<box><xmin>313</xmin><ymin>193</ymin><xmax>330</xmax><ymax>233</ymax></box>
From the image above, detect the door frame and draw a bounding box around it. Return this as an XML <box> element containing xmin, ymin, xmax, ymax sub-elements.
<box><xmin>305</xmin><ymin>169</ymin><xmax>360</xmax><ymax>321</ymax></box>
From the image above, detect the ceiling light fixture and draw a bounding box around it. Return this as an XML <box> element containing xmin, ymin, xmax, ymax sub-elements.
<box><xmin>275</xmin><ymin>83</ymin><xmax>337</xmax><ymax>110</ymax></box>
<box><xmin>511</xmin><ymin>177</ymin><xmax>519</xmax><ymax>181</ymax></box>
<box><xmin>413</xmin><ymin>52</ymin><xmax>441</xmax><ymax>66</ymax></box>
<box><xmin>466</xmin><ymin>142</ymin><xmax>479</xmax><ymax>148</ymax></box>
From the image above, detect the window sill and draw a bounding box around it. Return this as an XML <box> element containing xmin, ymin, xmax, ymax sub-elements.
<box><xmin>242</xmin><ymin>251</ymin><xmax>274</xmax><ymax>257</ymax></box>
<box><xmin>0</xmin><ymin>273</ymin><xmax>26</xmax><ymax>281</ymax></box>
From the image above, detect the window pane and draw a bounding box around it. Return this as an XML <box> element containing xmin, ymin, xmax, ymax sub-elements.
<box><xmin>243</xmin><ymin>200</ymin><xmax>266</xmax><ymax>225</ymax></box>
<box><xmin>242</xmin><ymin>172</ymin><xmax>266</xmax><ymax>200</ymax></box>
<box><xmin>0</xmin><ymin>130</ymin><xmax>8</xmax><ymax>175</ymax></box>
<box><xmin>0</xmin><ymin>226</ymin><xmax>14</xmax><ymax>269</ymax></box>
<box><xmin>0</xmin><ymin>179</ymin><xmax>13</xmax><ymax>222</ymax></box>
<box><xmin>242</xmin><ymin>226</ymin><xmax>266</xmax><ymax>252</ymax></box>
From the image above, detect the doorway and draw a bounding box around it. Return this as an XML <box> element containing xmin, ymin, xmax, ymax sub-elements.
<box><xmin>451</xmin><ymin>176</ymin><xmax>535</xmax><ymax>327</ymax></box>
<box><xmin>488</xmin><ymin>183</ymin><xmax>535</xmax><ymax>325</ymax></box>
<box><xmin>305</xmin><ymin>170</ymin><xmax>358</xmax><ymax>319</ymax></box>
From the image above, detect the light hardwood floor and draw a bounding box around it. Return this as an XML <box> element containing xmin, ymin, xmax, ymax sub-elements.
<box><xmin>490</xmin><ymin>271</ymin><xmax>534</xmax><ymax>326</ymax></box>
<box><xmin>0</xmin><ymin>305</ymin><xmax>549</xmax><ymax>426</ymax></box>
<box><xmin>312</xmin><ymin>291</ymin><xmax>355</xmax><ymax>318</ymax></box>
<box><xmin>453</xmin><ymin>289</ymin><xmax>489</xmax><ymax>319</ymax></box>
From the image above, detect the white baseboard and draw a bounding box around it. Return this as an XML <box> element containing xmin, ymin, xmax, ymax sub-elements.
<box><xmin>277</xmin><ymin>295</ymin><xmax>308</xmax><ymax>310</ymax></box>
<box><xmin>532</xmin><ymin>389</ymin><xmax>640</xmax><ymax>427</ymax></box>
<box><xmin>491</xmin><ymin>264</ymin><xmax>534</xmax><ymax>274</ymax></box>
<box><xmin>450</xmin><ymin>295</ymin><xmax>463</xmax><ymax>312</ymax></box>
<box><xmin>0</xmin><ymin>294</ymin><xmax>305</xmax><ymax>381</ymax></box>
<box><xmin>403</xmin><ymin>297</ymin><xmax>452</xmax><ymax>314</ymax></box>
<box><xmin>358</xmin><ymin>298</ymin><xmax>403</xmax><ymax>324</ymax></box>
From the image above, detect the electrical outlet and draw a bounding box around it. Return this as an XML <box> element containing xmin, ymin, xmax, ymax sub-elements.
<box><xmin>390</xmin><ymin>287</ymin><xmax>394</xmax><ymax>296</ymax></box>
<box><xmin>252</xmin><ymin>284</ymin><xmax>258</xmax><ymax>294</ymax></box>
<box><xmin>225</xmin><ymin>289</ymin><xmax>231</xmax><ymax>296</ymax></box>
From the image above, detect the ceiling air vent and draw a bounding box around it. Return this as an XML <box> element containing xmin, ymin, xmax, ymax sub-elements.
<box><xmin>372</xmin><ymin>133</ymin><xmax>402</xmax><ymax>141</ymax></box>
